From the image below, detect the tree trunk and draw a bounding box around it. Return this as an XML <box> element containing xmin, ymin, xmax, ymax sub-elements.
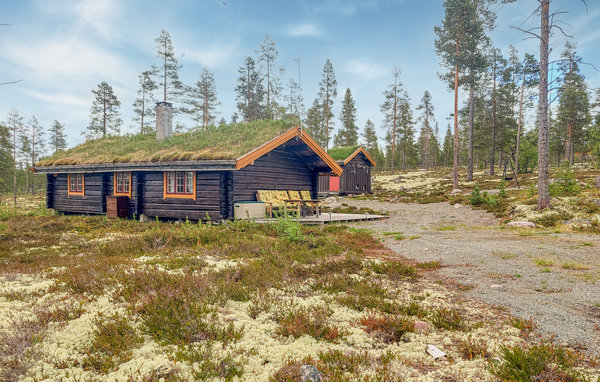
<box><xmin>490</xmin><ymin>57</ymin><xmax>497</xmax><ymax>176</ymax></box>
<box><xmin>467</xmin><ymin>85</ymin><xmax>474</xmax><ymax>181</ymax></box>
<box><xmin>537</xmin><ymin>0</ymin><xmax>551</xmax><ymax>210</ymax></box>
<box><xmin>453</xmin><ymin>61</ymin><xmax>459</xmax><ymax>190</ymax></box>
<box><xmin>514</xmin><ymin>70</ymin><xmax>526</xmax><ymax>188</ymax></box>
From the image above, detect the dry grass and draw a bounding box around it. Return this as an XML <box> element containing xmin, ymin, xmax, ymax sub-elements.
<box><xmin>1</xmin><ymin>197</ymin><xmax>598</xmax><ymax>381</ymax></box>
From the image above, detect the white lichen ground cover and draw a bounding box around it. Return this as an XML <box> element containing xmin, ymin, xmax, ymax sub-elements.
<box><xmin>1</xmin><ymin>198</ymin><xmax>598</xmax><ymax>381</ymax></box>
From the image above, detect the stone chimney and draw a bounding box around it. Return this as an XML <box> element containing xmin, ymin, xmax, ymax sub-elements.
<box><xmin>156</xmin><ymin>102</ymin><xmax>173</xmax><ymax>140</ymax></box>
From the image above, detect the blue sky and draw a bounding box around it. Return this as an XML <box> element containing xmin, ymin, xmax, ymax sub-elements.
<box><xmin>1</xmin><ymin>0</ymin><xmax>599</xmax><ymax>150</ymax></box>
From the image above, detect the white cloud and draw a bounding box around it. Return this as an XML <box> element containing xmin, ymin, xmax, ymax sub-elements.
<box><xmin>342</xmin><ymin>59</ymin><xmax>387</xmax><ymax>80</ymax></box>
<box><xmin>286</xmin><ymin>23</ymin><xmax>326</xmax><ymax>37</ymax></box>
<box><xmin>23</xmin><ymin>89</ymin><xmax>89</xmax><ymax>107</ymax></box>
<box><xmin>1</xmin><ymin>36</ymin><xmax>135</xmax><ymax>85</ymax></box>
<box><xmin>183</xmin><ymin>43</ymin><xmax>238</xmax><ymax>68</ymax></box>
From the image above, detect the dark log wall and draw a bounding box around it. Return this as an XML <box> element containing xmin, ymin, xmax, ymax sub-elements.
<box><xmin>140</xmin><ymin>171</ymin><xmax>222</xmax><ymax>221</ymax></box>
<box><xmin>318</xmin><ymin>176</ymin><xmax>330</xmax><ymax>195</ymax></box>
<box><xmin>46</xmin><ymin>174</ymin><xmax>54</xmax><ymax>209</ymax></box>
<box><xmin>231</xmin><ymin>147</ymin><xmax>316</xmax><ymax>217</ymax></box>
<box><xmin>107</xmin><ymin>172</ymin><xmax>140</xmax><ymax>218</ymax></box>
<box><xmin>52</xmin><ymin>173</ymin><xmax>104</xmax><ymax>214</ymax></box>
<box><xmin>340</xmin><ymin>154</ymin><xmax>372</xmax><ymax>194</ymax></box>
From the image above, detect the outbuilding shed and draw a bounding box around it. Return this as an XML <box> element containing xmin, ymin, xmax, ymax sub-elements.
<box><xmin>318</xmin><ymin>146</ymin><xmax>375</xmax><ymax>196</ymax></box>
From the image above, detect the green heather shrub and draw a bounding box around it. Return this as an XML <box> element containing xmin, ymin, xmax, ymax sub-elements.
<box><xmin>431</xmin><ymin>308</ymin><xmax>469</xmax><ymax>331</ymax></box>
<box><xmin>532</xmin><ymin>210</ymin><xmax>574</xmax><ymax>227</ymax></box>
<box><xmin>498</xmin><ymin>179</ymin><xmax>508</xmax><ymax>198</ymax></box>
<box><xmin>488</xmin><ymin>343</ymin><xmax>587</xmax><ymax>382</ymax></box>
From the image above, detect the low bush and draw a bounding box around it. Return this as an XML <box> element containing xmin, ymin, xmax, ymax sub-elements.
<box><xmin>274</xmin><ymin>305</ymin><xmax>342</xmax><ymax>342</ymax></box>
<box><xmin>488</xmin><ymin>343</ymin><xmax>586</xmax><ymax>382</ymax></box>
<box><xmin>430</xmin><ymin>308</ymin><xmax>469</xmax><ymax>331</ymax></box>
<box><xmin>359</xmin><ymin>313</ymin><xmax>414</xmax><ymax>343</ymax></box>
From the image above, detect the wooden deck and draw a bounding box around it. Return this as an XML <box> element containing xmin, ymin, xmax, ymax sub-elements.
<box><xmin>254</xmin><ymin>213</ymin><xmax>388</xmax><ymax>225</ymax></box>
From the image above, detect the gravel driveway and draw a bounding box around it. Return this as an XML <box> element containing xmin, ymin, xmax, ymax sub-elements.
<box><xmin>344</xmin><ymin>199</ymin><xmax>600</xmax><ymax>356</ymax></box>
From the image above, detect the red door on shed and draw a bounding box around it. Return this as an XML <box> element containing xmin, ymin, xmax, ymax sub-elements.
<box><xmin>329</xmin><ymin>176</ymin><xmax>340</xmax><ymax>192</ymax></box>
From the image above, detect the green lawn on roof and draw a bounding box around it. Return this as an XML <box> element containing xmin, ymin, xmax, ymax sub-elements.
<box><xmin>327</xmin><ymin>146</ymin><xmax>360</xmax><ymax>161</ymax></box>
<box><xmin>37</xmin><ymin>119</ymin><xmax>296</xmax><ymax>166</ymax></box>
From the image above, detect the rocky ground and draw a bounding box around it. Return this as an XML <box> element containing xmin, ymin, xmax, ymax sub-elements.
<box><xmin>344</xmin><ymin>198</ymin><xmax>600</xmax><ymax>357</ymax></box>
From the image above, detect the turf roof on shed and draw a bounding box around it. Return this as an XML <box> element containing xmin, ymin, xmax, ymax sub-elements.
<box><xmin>327</xmin><ymin>146</ymin><xmax>360</xmax><ymax>161</ymax></box>
<box><xmin>37</xmin><ymin>120</ymin><xmax>296</xmax><ymax>166</ymax></box>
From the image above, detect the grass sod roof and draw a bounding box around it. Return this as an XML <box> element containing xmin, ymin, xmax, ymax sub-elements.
<box><xmin>327</xmin><ymin>146</ymin><xmax>360</xmax><ymax>161</ymax></box>
<box><xmin>37</xmin><ymin>120</ymin><xmax>296</xmax><ymax>166</ymax></box>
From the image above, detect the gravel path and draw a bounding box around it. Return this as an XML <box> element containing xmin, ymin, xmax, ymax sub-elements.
<box><xmin>344</xmin><ymin>198</ymin><xmax>600</xmax><ymax>356</ymax></box>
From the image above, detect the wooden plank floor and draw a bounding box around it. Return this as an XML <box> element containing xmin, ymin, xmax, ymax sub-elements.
<box><xmin>253</xmin><ymin>213</ymin><xmax>388</xmax><ymax>225</ymax></box>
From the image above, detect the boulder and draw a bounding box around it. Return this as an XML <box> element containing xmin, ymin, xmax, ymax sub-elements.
<box><xmin>300</xmin><ymin>365</ymin><xmax>323</xmax><ymax>382</ymax></box>
<box><xmin>453</xmin><ymin>203</ymin><xmax>463</xmax><ymax>209</ymax></box>
<box><xmin>414</xmin><ymin>320</ymin><xmax>430</xmax><ymax>332</ymax></box>
<box><xmin>506</xmin><ymin>221</ymin><xmax>535</xmax><ymax>228</ymax></box>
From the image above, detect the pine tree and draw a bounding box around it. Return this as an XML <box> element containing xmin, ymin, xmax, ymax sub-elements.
<box><xmin>5</xmin><ymin>109</ymin><xmax>23</xmax><ymax>206</ymax></box>
<box><xmin>235</xmin><ymin>56</ymin><xmax>265</xmax><ymax>122</ymax></box>
<box><xmin>305</xmin><ymin>99</ymin><xmax>326</xmax><ymax>147</ymax></box>
<box><xmin>334</xmin><ymin>88</ymin><xmax>358</xmax><ymax>147</ymax></box>
<box><xmin>87</xmin><ymin>81</ymin><xmax>122</xmax><ymax>139</ymax></box>
<box><xmin>380</xmin><ymin>67</ymin><xmax>402</xmax><ymax>172</ymax></box>
<box><xmin>188</xmin><ymin>67</ymin><xmax>220</xmax><ymax>129</ymax></box>
<box><xmin>132</xmin><ymin>70</ymin><xmax>157</xmax><ymax>134</ymax></box>
<box><xmin>23</xmin><ymin>116</ymin><xmax>45</xmax><ymax>194</ymax></box>
<box><xmin>556</xmin><ymin>42</ymin><xmax>590</xmax><ymax>165</ymax></box>
<box><xmin>416</xmin><ymin>91</ymin><xmax>435</xmax><ymax>170</ymax></box>
<box><xmin>0</xmin><ymin>124</ymin><xmax>12</xmax><ymax>202</ymax></box>
<box><xmin>442</xmin><ymin>124</ymin><xmax>453</xmax><ymax>167</ymax></box>
<box><xmin>435</xmin><ymin>0</ymin><xmax>482</xmax><ymax>189</ymax></box>
<box><xmin>397</xmin><ymin>91</ymin><xmax>416</xmax><ymax>170</ymax></box>
<box><xmin>256</xmin><ymin>35</ymin><xmax>283</xmax><ymax>119</ymax></box>
<box><xmin>49</xmin><ymin>120</ymin><xmax>67</xmax><ymax>154</ymax></box>
<box><xmin>285</xmin><ymin>78</ymin><xmax>304</xmax><ymax>125</ymax></box>
<box><xmin>317</xmin><ymin>59</ymin><xmax>337</xmax><ymax>149</ymax></box>
<box><xmin>152</xmin><ymin>30</ymin><xmax>185</xmax><ymax>112</ymax></box>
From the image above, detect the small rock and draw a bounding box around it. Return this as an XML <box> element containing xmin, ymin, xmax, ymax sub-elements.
<box><xmin>491</xmin><ymin>356</ymin><xmax>502</xmax><ymax>363</ymax></box>
<box><xmin>414</xmin><ymin>320</ymin><xmax>430</xmax><ymax>332</ymax></box>
<box><xmin>426</xmin><ymin>344</ymin><xmax>447</xmax><ymax>359</ymax></box>
<box><xmin>453</xmin><ymin>203</ymin><xmax>463</xmax><ymax>209</ymax></box>
<box><xmin>506</xmin><ymin>221</ymin><xmax>535</xmax><ymax>228</ymax></box>
<box><xmin>490</xmin><ymin>284</ymin><xmax>503</xmax><ymax>289</ymax></box>
<box><xmin>300</xmin><ymin>365</ymin><xmax>323</xmax><ymax>382</ymax></box>
<box><xmin>450</xmin><ymin>188</ymin><xmax>462</xmax><ymax>195</ymax></box>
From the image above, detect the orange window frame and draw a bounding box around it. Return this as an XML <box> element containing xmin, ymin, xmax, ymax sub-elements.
<box><xmin>113</xmin><ymin>171</ymin><xmax>132</xmax><ymax>197</ymax></box>
<box><xmin>67</xmin><ymin>173</ymin><xmax>85</xmax><ymax>197</ymax></box>
<box><xmin>163</xmin><ymin>171</ymin><xmax>196</xmax><ymax>200</ymax></box>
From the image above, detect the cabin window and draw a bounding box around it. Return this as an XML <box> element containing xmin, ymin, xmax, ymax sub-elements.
<box><xmin>114</xmin><ymin>171</ymin><xmax>132</xmax><ymax>197</ymax></box>
<box><xmin>68</xmin><ymin>173</ymin><xmax>84</xmax><ymax>196</ymax></box>
<box><xmin>163</xmin><ymin>171</ymin><xmax>196</xmax><ymax>200</ymax></box>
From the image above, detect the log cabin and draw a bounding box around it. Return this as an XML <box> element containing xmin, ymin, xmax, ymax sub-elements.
<box><xmin>318</xmin><ymin>146</ymin><xmax>375</xmax><ymax>196</ymax></box>
<box><xmin>34</xmin><ymin>103</ymin><xmax>342</xmax><ymax>221</ymax></box>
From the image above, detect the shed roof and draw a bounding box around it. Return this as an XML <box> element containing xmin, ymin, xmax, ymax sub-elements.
<box><xmin>327</xmin><ymin>146</ymin><xmax>376</xmax><ymax>166</ymax></box>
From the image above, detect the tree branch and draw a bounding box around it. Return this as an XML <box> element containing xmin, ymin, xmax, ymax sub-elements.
<box><xmin>0</xmin><ymin>79</ymin><xmax>22</xmax><ymax>86</ymax></box>
<box><xmin>510</xmin><ymin>26</ymin><xmax>541</xmax><ymax>40</ymax></box>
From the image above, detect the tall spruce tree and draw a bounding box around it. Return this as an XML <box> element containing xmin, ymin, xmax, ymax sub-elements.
<box><xmin>362</xmin><ymin>119</ymin><xmax>379</xmax><ymax>153</ymax></box>
<box><xmin>49</xmin><ymin>120</ymin><xmax>67</xmax><ymax>154</ymax></box>
<box><xmin>132</xmin><ymin>70</ymin><xmax>157</xmax><ymax>133</ymax></box>
<box><xmin>87</xmin><ymin>81</ymin><xmax>122</xmax><ymax>139</ymax></box>
<box><xmin>416</xmin><ymin>91</ymin><xmax>435</xmax><ymax>170</ymax></box>
<box><xmin>317</xmin><ymin>59</ymin><xmax>337</xmax><ymax>149</ymax></box>
<box><xmin>24</xmin><ymin>116</ymin><xmax>45</xmax><ymax>194</ymax></box>
<box><xmin>334</xmin><ymin>88</ymin><xmax>358</xmax><ymax>147</ymax></box>
<box><xmin>188</xmin><ymin>67</ymin><xmax>220</xmax><ymax>129</ymax></box>
<box><xmin>256</xmin><ymin>35</ymin><xmax>283</xmax><ymax>119</ymax></box>
<box><xmin>380</xmin><ymin>67</ymin><xmax>402</xmax><ymax>172</ymax></box>
<box><xmin>152</xmin><ymin>30</ymin><xmax>185</xmax><ymax>111</ymax></box>
<box><xmin>235</xmin><ymin>56</ymin><xmax>265</xmax><ymax>122</ymax></box>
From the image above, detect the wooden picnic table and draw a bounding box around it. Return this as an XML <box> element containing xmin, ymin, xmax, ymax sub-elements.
<box><xmin>283</xmin><ymin>199</ymin><xmax>321</xmax><ymax>218</ymax></box>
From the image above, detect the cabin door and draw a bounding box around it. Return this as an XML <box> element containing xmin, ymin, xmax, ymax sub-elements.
<box><xmin>329</xmin><ymin>176</ymin><xmax>340</xmax><ymax>192</ymax></box>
